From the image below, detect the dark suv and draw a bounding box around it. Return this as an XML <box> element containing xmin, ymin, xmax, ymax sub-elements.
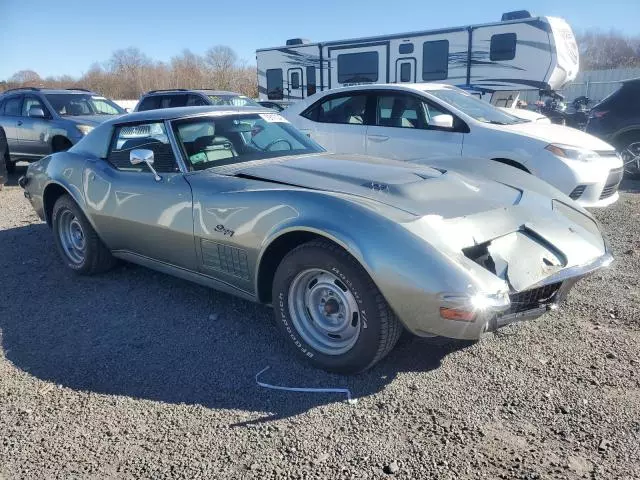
<box><xmin>0</xmin><ymin>87</ymin><xmax>124</xmax><ymax>173</ymax></box>
<box><xmin>135</xmin><ymin>89</ymin><xmax>261</xmax><ymax>112</ymax></box>
<box><xmin>586</xmin><ymin>78</ymin><xmax>640</xmax><ymax>178</ymax></box>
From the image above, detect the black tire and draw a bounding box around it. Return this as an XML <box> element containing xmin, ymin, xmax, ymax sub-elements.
<box><xmin>51</xmin><ymin>194</ymin><xmax>116</xmax><ymax>274</ymax></box>
<box><xmin>0</xmin><ymin>129</ymin><xmax>15</xmax><ymax>174</ymax></box>
<box><xmin>615</xmin><ymin>131</ymin><xmax>640</xmax><ymax>179</ymax></box>
<box><xmin>272</xmin><ymin>239</ymin><xmax>402</xmax><ymax>374</ymax></box>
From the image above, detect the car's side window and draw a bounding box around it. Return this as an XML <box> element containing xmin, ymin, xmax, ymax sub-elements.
<box><xmin>137</xmin><ymin>96</ymin><xmax>161</xmax><ymax>111</ymax></box>
<box><xmin>186</xmin><ymin>95</ymin><xmax>207</xmax><ymax>107</ymax></box>
<box><xmin>3</xmin><ymin>96</ymin><xmax>23</xmax><ymax>117</ymax></box>
<box><xmin>160</xmin><ymin>95</ymin><xmax>188</xmax><ymax>109</ymax></box>
<box><xmin>107</xmin><ymin>122</ymin><xmax>179</xmax><ymax>173</ymax></box>
<box><xmin>304</xmin><ymin>94</ymin><xmax>368</xmax><ymax>125</ymax></box>
<box><xmin>376</xmin><ymin>94</ymin><xmax>423</xmax><ymax>129</ymax></box>
<box><xmin>22</xmin><ymin>96</ymin><xmax>48</xmax><ymax>117</ymax></box>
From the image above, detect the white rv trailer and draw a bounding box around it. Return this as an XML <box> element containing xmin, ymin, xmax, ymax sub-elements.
<box><xmin>256</xmin><ymin>11</ymin><xmax>579</xmax><ymax>104</ymax></box>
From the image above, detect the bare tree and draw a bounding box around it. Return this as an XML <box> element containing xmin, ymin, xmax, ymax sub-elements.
<box><xmin>204</xmin><ymin>45</ymin><xmax>239</xmax><ymax>90</ymax></box>
<box><xmin>578</xmin><ymin>29</ymin><xmax>640</xmax><ymax>70</ymax></box>
<box><xmin>1</xmin><ymin>45</ymin><xmax>259</xmax><ymax>99</ymax></box>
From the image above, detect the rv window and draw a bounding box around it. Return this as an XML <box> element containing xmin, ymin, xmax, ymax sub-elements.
<box><xmin>337</xmin><ymin>52</ymin><xmax>379</xmax><ymax>84</ymax></box>
<box><xmin>490</xmin><ymin>33</ymin><xmax>517</xmax><ymax>61</ymax></box>
<box><xmin>422</xmin><ymin>40</ymin><xmax>449</xmax><ymax>81</ymax></box>
<box><xmin>399</xmin><ymin>43</ymin><xmax>414</xmax><ymax>54</ymax></box>
<box><xmin>266</xmin><ymin>68</ymin><xmax>284</xmax><ymax>100</ymax></box>
<box><xmin>291</xmin><ymin>72</ymin><xmax>300</xmax><ymax>90</ymax></box>
<box><xmin>400</xmin><ymin>62</ymin><xmax>412</xmax><ymax>82</ymax></box>
<box><xmin>306</xmin><ymin>66</ymin><xmax>317</xmax><ymax>96</ymax></box>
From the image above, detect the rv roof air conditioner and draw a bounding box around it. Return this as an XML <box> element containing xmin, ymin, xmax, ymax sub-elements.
<box><xmin>286</xmin><ymin>38</ymin><xmax>311</xmax><ymax>46</ymax></box>
<box><xmin>501</xmin><ymin>10</ymin><xmax>532</xmax><ymax>21</ymax></box>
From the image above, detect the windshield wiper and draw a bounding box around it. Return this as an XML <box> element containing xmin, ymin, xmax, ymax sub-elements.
<box><xmin>488</xmin><ymin>120</ymin><xmax>507</xmax><ymax>125</ymax></box>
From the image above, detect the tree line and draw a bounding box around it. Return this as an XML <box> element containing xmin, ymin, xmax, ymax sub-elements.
<box><xmin>0</xmin><ymin>45</ymin><xmax>257</xmax><ymax>99</ymax></box>
<box><xmin>1</xmin><ymin>30</ymin><xmax>639</xmax><ymax>99</ymax></box>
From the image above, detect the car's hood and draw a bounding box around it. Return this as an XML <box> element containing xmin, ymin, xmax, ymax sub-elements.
<box><xmin>66</xmin><ymin>115</ymin><xmax>121</xmax><ymax>126</ymax></box>
<box><xmin>233</xmin><ymin>154</ymin><xmax>523</xmax><ymax>218</ymax></box>
<box><xmin>499</xmin><ymin>122</ymin><xmax>614</xmax><ymax>150</ymax></box>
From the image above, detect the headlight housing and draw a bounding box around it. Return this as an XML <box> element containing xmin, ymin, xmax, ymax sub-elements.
<box><xmin>545</xmin><ymin>144</ymin><xmax>599</xmax><ymax>162</ymax></box>
<box><xmin>76</xmin><ymin>124</ymin><xmax>95</xmax><ymax>136</ymax></box>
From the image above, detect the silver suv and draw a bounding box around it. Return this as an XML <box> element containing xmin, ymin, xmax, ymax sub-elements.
<box><xmin>0</xmin><ymin>87</ymin><xmax>124</xmax><ymax>173</ymax></box>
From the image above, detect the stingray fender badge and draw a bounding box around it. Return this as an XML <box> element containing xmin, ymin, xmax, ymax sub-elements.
<box><xmin>215</xmin><ymin>224</ymin><xmax>234</xmax><ymax>237</ymax></box>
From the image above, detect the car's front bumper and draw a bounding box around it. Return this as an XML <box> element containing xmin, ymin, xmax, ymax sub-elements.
<box><xmin>536</xmin><ymin>151</ymin><xmax>624</xmax><ymax>207</ymax></box>
<box><xmin>410</xmin><ymin>248</ymin><xmax>613</xmax><ymax>340</ymax></box>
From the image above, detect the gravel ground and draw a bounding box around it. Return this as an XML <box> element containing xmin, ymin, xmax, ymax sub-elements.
<box><xmin>1</xmin><ymin>166</ymin><xmax>639</xmax><ymax>480</ymax></box>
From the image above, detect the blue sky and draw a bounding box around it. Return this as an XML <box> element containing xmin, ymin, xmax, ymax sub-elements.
<box><xmin>1</xmin><ymin>0</ymin><xmax>638</xmax><ymax>80</ymax></box>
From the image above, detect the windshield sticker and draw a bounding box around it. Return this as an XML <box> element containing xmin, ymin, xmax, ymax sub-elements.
<box><xmin>91</xmin><ymin>96</ymin><xmax>107</xmax><ymax>100</ymax></box>
<box><xmin>259</xmin><ymin>113</ymin><xmax>288</xmax><ymax>123</ymax></box>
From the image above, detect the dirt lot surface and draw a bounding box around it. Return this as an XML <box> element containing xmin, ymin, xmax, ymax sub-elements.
<box><xmin>1</xmin><ymin>166</ymin><xmax>639</xmax><ymax>479</ymax></box>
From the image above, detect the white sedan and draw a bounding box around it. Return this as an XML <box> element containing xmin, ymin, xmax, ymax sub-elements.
<box><xmin>283</xmin><ymin>83</ymin><xmax>623</xmax><ymax>207</ymax></box>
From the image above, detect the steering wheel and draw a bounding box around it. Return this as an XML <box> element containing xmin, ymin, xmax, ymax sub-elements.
<box><xmin>263</xmin><ymin>138</ymin><xmax>293</xmax><ymax>151</ymax></box>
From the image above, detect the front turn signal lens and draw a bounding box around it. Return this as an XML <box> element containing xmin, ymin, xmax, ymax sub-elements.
<box><xmin>440</xmin><ymin>307</ymin><xmax>477</xmax><ymax>322</ymax></box>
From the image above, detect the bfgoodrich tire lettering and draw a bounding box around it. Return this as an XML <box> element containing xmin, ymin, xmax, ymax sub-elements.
<box><xmin>272</xmin><ymin>239</ymin><xmax>402</xmax><ymax>374</ymax></box>
<box><xmin>52</xmin><ymin>194</ymin><xmax>116</xmax><ymax>275</ymax></box>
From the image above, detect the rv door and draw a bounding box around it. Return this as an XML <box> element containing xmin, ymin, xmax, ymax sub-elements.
<box><xmin>287</xmin><ymin>68</ymin><xmax>304</xmax><ymax>100</ymax></box>
<box><xmin>328</xmin><ymin>43</ymin><xmax>388</xmax><ymax>88</ymax></box>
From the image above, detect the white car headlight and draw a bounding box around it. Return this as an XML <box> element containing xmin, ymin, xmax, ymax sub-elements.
<box><xmin>76</xmin><ymin>124</ymin><xmax>95</xmax><ymax>136</ymax></box>
<box><xmin>545</xmin><ymin>144</ymin><xmax>599</xmax><ymax>162</ymax></box>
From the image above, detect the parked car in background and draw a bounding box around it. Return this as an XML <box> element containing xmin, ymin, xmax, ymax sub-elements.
<box><xmin>257</xmin><ymin>100</ymin><xmax>292</xmax><ymax>112</ymax></box>
<box><xmin>0</xmin><ymin>127</ymin><xmax>7</xmax><ymax>189</ymax></box>
<box><xmin>0</xmin><ymin>87</ymin><xmax>124</xmax><ymax>173</ymax></box>
<box><xmin>586</xmin><ymin>78</ymin><xmax>640</xmax><ymax>178</ymax></box>
<box><xmin>135</xmin><ymin>89</ymin><xmax>261</xmax><ymax>112</ymax></box>
<box><xmin>19</xmin><ymin>106</ymin><xmax>612</xmax><ymax>373</ymax></box>
<box><xmin>284</xmin><ymin>83</ymin><xmax>623</xmax><ymax>207</ymax></box>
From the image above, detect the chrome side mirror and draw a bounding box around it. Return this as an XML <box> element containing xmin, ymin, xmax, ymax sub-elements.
<box><xmin>430</xmin><ymin>114</ymin><xmax>454</xmax><ymax>129</ymax></box>
<box><xmin>28</xmin><ymin>106</ymin><xmax>46</xmax><ymax>118</ymax></box>
<box><xmin>130</xmin><ymin>149</ymin><xmax>161</xmax><ymax>181</ymax></box>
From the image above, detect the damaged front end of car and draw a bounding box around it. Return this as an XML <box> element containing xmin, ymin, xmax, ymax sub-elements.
<box><xmin>398</xmin><ymin>197</ymin><xmax>613</xmax><ymax>339</ymax></box>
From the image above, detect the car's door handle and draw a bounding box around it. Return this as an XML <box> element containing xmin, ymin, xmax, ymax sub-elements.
<box><xmin>368</xmin><ymin>134</ymin><xmax>389</xmax><ymax>142</ymax></box>
<box><xmin>17</xmin><ymin>121</ymin><xmax>23</xmax><ymax>126</ymax></box>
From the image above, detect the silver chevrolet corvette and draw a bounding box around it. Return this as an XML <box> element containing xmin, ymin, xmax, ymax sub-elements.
<box><xmin>20</xmin><ymin>106</ymin><xmax>612</xmax><ymax>373</ymax></box>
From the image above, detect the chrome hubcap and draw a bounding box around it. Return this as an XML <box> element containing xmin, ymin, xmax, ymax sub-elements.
<box><xmin>288</xmin><ymin>269</ymin><xmax>360</xmax><ymax>355</ymax></box>
<box><xmin>58</xmin><ymin>210</ymin><xmax>85</xmax><ymax>265</ymax></box>
<box><xmin>621</xmin><ymin>142</ymin><xmax>640</xmax><ymax>175</ymax></box>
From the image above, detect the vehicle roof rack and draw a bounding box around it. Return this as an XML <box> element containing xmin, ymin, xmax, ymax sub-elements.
<box><xmin>66</xmin><ymin>87</ymin><xmax>92</xmax><ymax>92</ymax></box>
<box><xmin>1</xmin><ymin>87</ymin><xmax>41</xmax><ymax>93</ymax></box>
<box><xmin>146</xmin><ymin>88</ymin><xmax>189</xmax><ymax>94</ymax></box>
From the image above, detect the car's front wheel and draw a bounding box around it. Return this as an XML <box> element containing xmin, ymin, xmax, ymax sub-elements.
<box><xmin>0</xmin><ymin>128</ymin><xmax>15</xmax><ymax>174</ymax></box>
<box><xmin>272</xmin><ymin>239</ymin><xmax>402</xmax><ymax>374</ymax></box>
<box><xmin>52</xmin><ymin>195</ymin><xmax>116</xmax><ymax>274</ymax></box>
<box><xmin>617</xmin><ymin>132</ymin><xmax>640</xmax><ymax>179</ymax></box>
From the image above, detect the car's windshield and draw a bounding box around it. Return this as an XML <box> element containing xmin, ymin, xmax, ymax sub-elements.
<box><xmin>427</xmin><ymin>88</ymin><xmax>528</xmax><ymax>125</ymax></box>
<box><xmin>173</xmin><ymin>113</ymin><xmax>324</xmax><ymax>170</ymax></box>
<box><xmin>207</xmin><ymin>94</ymin><xmax>261</xmax><ymax>107</ymax></box>
<box><xmin>45</xmin><ymin>93</ymin><xmax>124</xmax><ymax>116</ymax></box>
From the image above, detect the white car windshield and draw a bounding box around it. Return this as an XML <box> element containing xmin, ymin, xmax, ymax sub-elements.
<box><xmin>427</xmin><ymin>88</ymin><xmax>527</xmax><ymax>125</ymax></box>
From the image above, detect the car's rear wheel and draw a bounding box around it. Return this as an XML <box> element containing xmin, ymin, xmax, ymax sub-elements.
<box><xmin>0</xmin><ymin>128</ymin><xmax>15</xmax><ymax>174</ymax></box>
<box><xmin>617</xmin><ymin>132</ymin><xmax>640</xmax><ymax>179</ymax></box>
<box><xmin>272</xmin><ymin>239</ymin><xmax>402</xmax><ymax>374</ymax></box>
<box><xmin>52</xmin><ymin>195</ymin><xmax>115</xmax><ymax>274</ymax></box>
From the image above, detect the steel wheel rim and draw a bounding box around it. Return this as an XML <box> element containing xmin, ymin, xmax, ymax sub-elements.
<box><xmin>621</xmin><ymin>142</ymin><xmax>640</xmax><ymax>175</ymax></box>
<box><xmin>58</xmin><ymin>209</ymin><xmax>86</xmax><ymax>265</ymax></box>
<box><xmin>288</xmin><ymin>268</ymin><xmax>361</xmax><ymax>355</ymax></box>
